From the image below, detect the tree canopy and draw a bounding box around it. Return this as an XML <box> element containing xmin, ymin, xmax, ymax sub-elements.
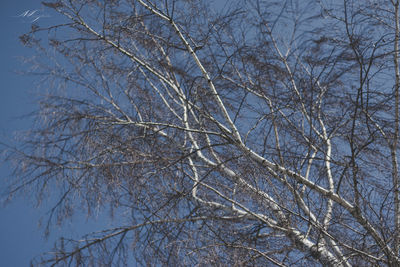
<box><xmin>5</xmin><ymin>0</ymin><xmax>400</xmax><ymax>266</ymax></box>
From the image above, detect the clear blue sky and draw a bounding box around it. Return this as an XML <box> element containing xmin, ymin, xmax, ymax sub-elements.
<box><xmin>0</xmin><ymin>1</ymin><xmax>59</xmax><ymax>265</ymax></box>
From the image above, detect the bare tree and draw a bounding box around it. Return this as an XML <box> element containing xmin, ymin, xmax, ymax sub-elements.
<box><xmin>5</xmin><ymin>0</ymin><xmax>400</xmax><ymax>265</ymax></box>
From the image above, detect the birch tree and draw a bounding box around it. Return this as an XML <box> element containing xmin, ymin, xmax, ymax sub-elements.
<box><xmin>6</xmin><ymin>0</ymin><xmax>400</xmax><ymax>265</ymax></box>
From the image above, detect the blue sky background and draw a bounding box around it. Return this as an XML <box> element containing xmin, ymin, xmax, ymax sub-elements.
<box><xmin>0</xmin><ymin>1</ymin><xmax>59</xmax><ymax>265</ymax></box>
